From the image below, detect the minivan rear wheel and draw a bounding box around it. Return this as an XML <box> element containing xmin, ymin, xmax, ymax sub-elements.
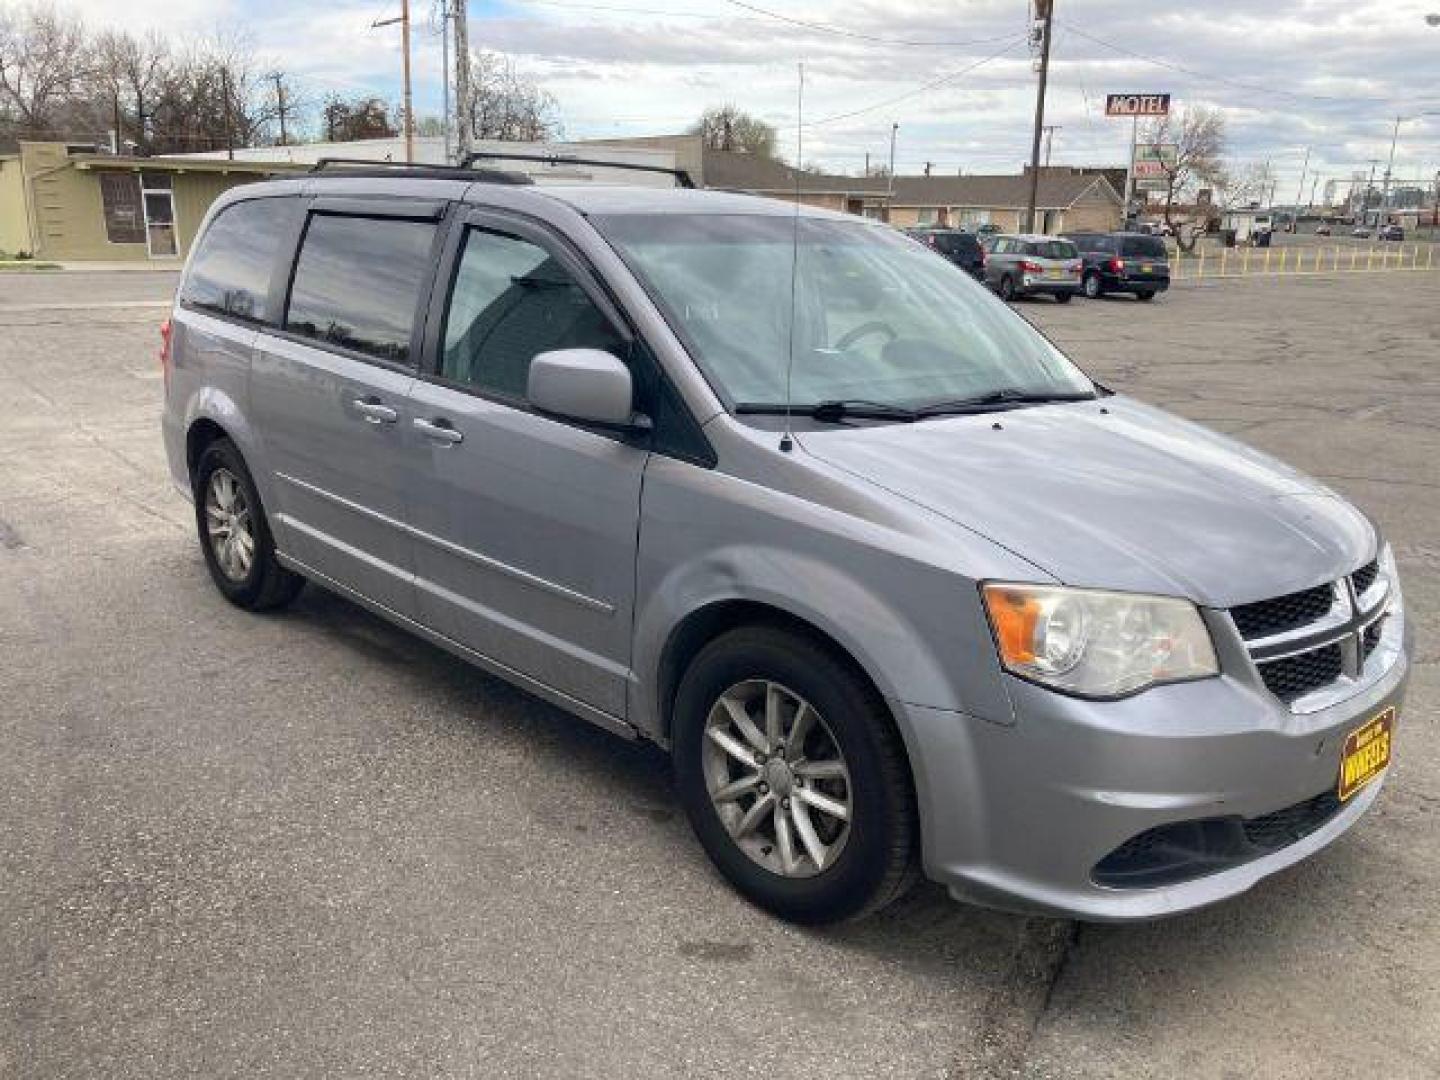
<box><xmin>192</xmin><ymin>438</ymin><xmax>304</xmax><ymax>611</ymax></box>
<box><xmin>998</xmin><ymin>275</ymin><xmax>1017</xmax><ymax>301</ymax></box>
<box><xmin>672</xmin><ymin>626</ymin><xmax>918</xmax><ymax>924</ymax></box>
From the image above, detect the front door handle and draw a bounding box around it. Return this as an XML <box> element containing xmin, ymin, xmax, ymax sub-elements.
<box><xmin>353</xmin><ymin>398</ymin><xmax>398</xmax><ymax>425</ymax></box>
<box><xmin>413</xmin><ymin>417</ymin><xmax>464</xmax><ymax>445</ymax></box>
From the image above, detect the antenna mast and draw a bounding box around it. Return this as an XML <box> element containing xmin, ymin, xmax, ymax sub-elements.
<box><xmin>781</xmin><ymin>61</ymin><xmax>804</xmax><ymax>454</ymax></box>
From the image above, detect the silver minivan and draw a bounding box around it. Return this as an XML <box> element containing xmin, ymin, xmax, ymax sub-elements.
<box><xmin>161</xmin><ymin>165</ymin><xmax>1410</xmax><ymax>924</ymax></box>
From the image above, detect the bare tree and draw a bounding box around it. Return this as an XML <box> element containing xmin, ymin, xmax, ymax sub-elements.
<box><xmin>94</xmin><ymin>29</ymin><xmax>167</xmax><ymax>152</ymax></box>
<box><xmin>687</xmin><ymin>104</ymin><xmax>777</xmax><ymax>157</ymax></box>
<box><xmin>462</xmin><ymin>50</ymin><xmax>561</xmax><ymax>142</ymax></box>
<box><xmin>0</xmin><ymin>4</ymin><xmax>91</xmax><ymax>140</ymax></box>
<box><xmin>322</xmin><ymin>95</ymin><xmax>396</xmax><ymax>143</ymax></box>
<box><xmin>1140</xmin><ymin>105</ymin><xmax>1227</xmax><ymax>226</ymax></box>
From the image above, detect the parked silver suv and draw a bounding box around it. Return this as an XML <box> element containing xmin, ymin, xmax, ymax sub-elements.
<box><xmin>161</xmin><ymin>164</ymin><xmax>1410</xmax><ymax>924</ymax></box>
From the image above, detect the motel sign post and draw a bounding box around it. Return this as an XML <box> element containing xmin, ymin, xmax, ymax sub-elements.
<box><xmin>1108</xmin><ymin>93</ymin><xmax>1172</xmax><ymax>223</ymax></box>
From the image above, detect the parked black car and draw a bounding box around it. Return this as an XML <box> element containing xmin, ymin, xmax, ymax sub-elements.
<box><xmin>1063</xmin><ymin>232</ymin><xmax>1171</xmax><ymax>300</ymax></box>
<box><xmin>904</xmin><ymin>228</ymin><xmax>986</xmax><ymax>280</ymax></box>
<box><xmin>1378</xmin><ymin>224</ymin><xmax>1405</xmax><ymax>241</ymax></box>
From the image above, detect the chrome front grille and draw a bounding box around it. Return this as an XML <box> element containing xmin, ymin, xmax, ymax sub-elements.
<box><xmin>1233</xmin><ymin>557</ymin><xmax>1394</xmax><ymax>710</ymax></box>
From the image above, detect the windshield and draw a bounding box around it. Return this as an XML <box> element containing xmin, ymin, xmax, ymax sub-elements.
<box><xmin>595</xmin><ymin>214</ymin><xmax>1093</xmax><ymax>411</ymax></box>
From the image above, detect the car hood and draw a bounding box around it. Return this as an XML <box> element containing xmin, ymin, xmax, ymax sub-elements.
<box><xmin>796</xmin><ymin>396</ymin><xmax>1373</xmax><ymax>608</ymax></box>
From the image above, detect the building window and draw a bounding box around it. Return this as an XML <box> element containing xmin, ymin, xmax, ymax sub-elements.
<box><xmin>916</xmin><ymin>208</ymin><xmax>938</xmax><ymax>226</ymax></box>
<box><xmin>99</xmin><ymin>173</ymin><xmax>145</xmax><ymax>244</ymax></box>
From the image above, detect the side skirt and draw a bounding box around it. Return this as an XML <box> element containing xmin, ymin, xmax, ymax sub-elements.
<box><xmin>276</xmin><ymin>551</ymin><xmax>641</xmax><ymax>743</ymax></box>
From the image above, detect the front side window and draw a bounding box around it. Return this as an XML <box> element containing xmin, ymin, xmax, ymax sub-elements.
<box><xmin>182</xmin><ymin>198</ymin><xmax>292</xmax><ymax>324</ymax></box>
<box><xmin>286</xmin><ymin>214</ymin><xmax>436</xmax><ymax>364</ymax></box>
<box><xmin>441</xmin><ymin>227</ymin><xmax>626</xmax><ymax>399</ymax></box>
<box><xmin>596</xmin><ymin>213</ymin><xmax>1093</xmax><ymax>410</ymax></box>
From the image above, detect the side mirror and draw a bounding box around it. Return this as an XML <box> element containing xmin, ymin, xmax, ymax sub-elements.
<box><xmin>527</xmin><ymin>348</ymin><xmax>642</xmax><ymax>429</ymax></box>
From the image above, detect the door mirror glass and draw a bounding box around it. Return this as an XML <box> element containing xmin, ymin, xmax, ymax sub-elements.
<box><xmin>528</xmin><ymin>348</ymin><xmax>637</xmax><ymax>427</ymax></box>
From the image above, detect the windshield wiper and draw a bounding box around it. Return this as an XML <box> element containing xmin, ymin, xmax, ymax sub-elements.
<box><xmin>735</xmin><ymin>399</ymin><xmax>922</xmax><ymax>423</ymax></box>
<box><xmin>916</xmin><ymin>387</ymin><xmax>1097</xmax><ymax>416</ymax></box>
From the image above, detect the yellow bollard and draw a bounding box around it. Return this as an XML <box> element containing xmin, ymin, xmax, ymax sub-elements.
<box><xmin>1367</xmin><ymin>246</ymin><xmax>1374</xmax><ymax>271</ymax></box>
<box><xmin>1279</xmin><ymin>247</ymin><xmax>1288</xmax><ymax>273</ymax></box>
<box><xmin>1221</xmin><ymin>247</ymin><xmax>1229</xmax><ymax>276</ymax></box>
<box><xmin>1243</xmin><ymin>246</ymin><xmax>1250</xmax><ymax>275</ymax></box>
<box><xmin>1198</xmin><ymin>245</ymin><xmax>1206</xmax><ymax>278</ymax></box>
<box><xmin>1264</xmin><ymin>247</ymin><xmax>1272</xmax><ymax>274</ymax></box>
<box><xmin>1315</xmin><ymin>246</ymin><xmax>1322</xmax><ymax>273</ymax></box>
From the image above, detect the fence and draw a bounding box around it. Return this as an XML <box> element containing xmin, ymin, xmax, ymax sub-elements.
<box><xmin>1166</xmin><ymin>241</ymin><xmax>1437</xmax><ymax>280</ymax></box>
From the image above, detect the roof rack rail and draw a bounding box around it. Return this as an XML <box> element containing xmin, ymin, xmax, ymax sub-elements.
<box><xmin>307</xmin><ymin>158</ymin><xmax>532</xmax><ymax>184</ymax></box>
<box><xmin>459</xmin><ymin>150</ymin><xmax>695</xmax><ymax>189</ymax></box>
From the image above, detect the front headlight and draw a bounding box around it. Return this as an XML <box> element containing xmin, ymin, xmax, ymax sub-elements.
<box><xmin>981</xmin><ymin>583</ymin><xmax>1219</xmax><ymax>698</ymax></box>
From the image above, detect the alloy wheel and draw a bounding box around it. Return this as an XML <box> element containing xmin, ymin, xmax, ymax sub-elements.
<box><xmin>204</xmin><ymin>467</ymin><xmax>255</xmax><ymax>582</ymax></box>
<box><xmin>700</xmin><ymin>679</ymin><xmax>852</xmax><ymax>878</ymax></box>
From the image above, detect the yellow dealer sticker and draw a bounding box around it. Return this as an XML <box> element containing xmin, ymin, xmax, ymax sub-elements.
<box><xmin>1338</xmin><ymin>707</ymin><xmax>1394</xmax><ymax>802</ymax></box>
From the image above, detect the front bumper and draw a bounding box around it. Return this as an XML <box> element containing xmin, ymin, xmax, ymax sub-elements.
<box><xmin>898</xmin><ymin>618</ymin><xmax>1411</xmax><ymax>922</ymax></box>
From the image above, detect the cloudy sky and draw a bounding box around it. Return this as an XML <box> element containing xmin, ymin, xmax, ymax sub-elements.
<box><xmin>63</xmin><ymin>0</ymin><xmax>1440</xmax><ymax>195</ymax></box>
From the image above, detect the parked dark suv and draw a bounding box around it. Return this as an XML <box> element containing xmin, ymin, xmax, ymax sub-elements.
<box><xmin>904</xmin><ymin>228</ymin><xmax>986</xmax><ymax>280</ymax></box>
<box><xmin>1064</xmin><ymin>232</ymin><xmax>1171</xmax><ymax>300</ymax></box>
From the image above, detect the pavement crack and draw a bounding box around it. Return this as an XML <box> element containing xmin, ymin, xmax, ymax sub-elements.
<box><xmin>956</xmin><ymin>917</ymin><xmax>1080</xmax><ymax>1079</ymax></box>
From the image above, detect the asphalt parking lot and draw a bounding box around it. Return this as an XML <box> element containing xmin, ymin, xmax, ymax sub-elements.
<box><xmin>1</xmin><ymin>267</ymin><xmax>1436</xmax><ymax>1079</ymax></box>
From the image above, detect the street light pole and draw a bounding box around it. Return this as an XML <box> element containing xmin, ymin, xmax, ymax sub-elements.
<box><xmin>886</xmin><ymin>122</ymin><xmax>898</xmax><ymax>220</ymax></box>
<box><xmin>1024</xmin><ymin>0</ymin><xmax>1054</xmax><ymax>233</ymax></box>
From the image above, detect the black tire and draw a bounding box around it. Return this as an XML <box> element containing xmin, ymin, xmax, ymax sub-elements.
<box><xmin>1054</xmin><ymin>290</ymin><xmax>1073</xmax><ymax>304</ymax></box>
<box><xmin>192</xmin><ymin>437</ymin><xmax>304</xmax><ymax>611</ymax></box>
<box><xmin>998</xmin><ymin>275</ymin><xmax>1016</xmax><ymax>301</ymax></box>
<box><xmin>1135</xmin><ymin>290</ymin><xmax>1157</xmax><ymax>301</ymax></box>
<box><xmin>1083</xmin><ymin>271</ymin><xmax>1103</xmax><ymax>299</ymax></box>
<box><xmin>672</xmin><ymin>625</ymin><xmax>919</xmax><ymax>924</ymax></box>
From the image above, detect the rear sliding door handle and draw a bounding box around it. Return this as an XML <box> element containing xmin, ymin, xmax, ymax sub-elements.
<box><xmin>413</xmin><ymin>417</ymin><xmax>464</xmax><ymax>445</ymax></box>
<box><xmin>352</xmin><ymin>398</ymin><xmax>398</xmax><ymax>425</ymax></box>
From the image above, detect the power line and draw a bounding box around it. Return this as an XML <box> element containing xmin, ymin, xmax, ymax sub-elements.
<box><xmin>719</xmin><ymin>0</ymin><xmax>1019</xmax><ymax>48</ymax></box>
<box><xmin>805</xmin><ymin>37</ymin><xmax>1027</xmax><ymax>128</ymax></box>
<box><xmin>1058</xmin><ymin>19</ymin><xmax>1440</xmax><ymax>108</ymax></box>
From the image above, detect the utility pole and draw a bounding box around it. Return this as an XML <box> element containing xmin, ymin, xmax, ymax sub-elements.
<box><xmin>864</xmin><ymin>151</ymin><xmax>870</xmax><ymax>177</ymax></box>
<box><xmin>1364</xmin><ymin>159</ymin><xmax>1379</xmax><ymax>226</ymax></box>
<box><xmin>220</xmin><ymin>67</ymin><xmax>234</xmax><ymax>160</ymax></box>
<box><xmin>373</xmin><ymin>2</ymin><xmax>416</xmax><ymax>162</ymax></box>
<box><xmin>1379</xmin><ymin>115</ymin><xmax>1400</xmax><ymax>228</ymax></box>
<box><xmin>441</xmin><ymin>0</ymin><xmax>451</xmax><ymax>163</ymax></box>
<box><xmin>1292</xmin><ymin>145</ymin><xmax>1309</xmax><ymax>223</ymax></box>
<box><xmin>886</xmin><ymin>122</ymin><xmax>898</xmax><ymax>220</ymax></box>
<box><xmin>1042</xmin><ymin>124</ymin><xmax>1061</xmax><ymax>166</ymax></box>
<box><xmin>454</xmin><ymin>0</ymin><xmax>473</xmax><ymax>161</ymax></box>
<box><xmin>1024</xmin><ymin>0</ymin><xmax>1054</xmax><ymax>232</ymax></box>
<box><xmin>270</xmin><ymin>72</ymin><xmax>290</xmax><ymax>146</ymax></box>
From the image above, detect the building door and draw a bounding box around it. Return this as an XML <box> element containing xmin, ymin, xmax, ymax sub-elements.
<box><xmin>140</xmin><ymin>172</ymin><xmax>178</xmax><ymax>257</ymax></box>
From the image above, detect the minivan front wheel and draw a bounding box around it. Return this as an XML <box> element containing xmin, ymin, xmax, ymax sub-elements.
<box><xmin>673</xmin><ymin>626</ymin><xmax>918</xmax><ymax>924</ymax></box>
<box><xmin>193</xmin><ymin>438</ymin><xmax>304</xmax><ymax>611</ymax></box>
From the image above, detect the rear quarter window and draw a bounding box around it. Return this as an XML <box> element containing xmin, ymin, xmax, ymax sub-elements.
<box><xmin>1121</xmin><ymin>236</ymin><xmax>1168</xmax><ymax>258</ymax></box>
<box><xmin>181</xmin><ymin>198</ymin><xmax>294</xmax><ymax>324</ymax></box>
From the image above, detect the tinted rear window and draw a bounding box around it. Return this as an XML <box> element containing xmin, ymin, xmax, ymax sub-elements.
<box><xmin>182</xmin><ymin>198</ymin><xmax>293</xmax><ymax>324</ymax></box>
<box><xmin>1121</xmin><ymin>236</ymin><xmax>1168</xmax><ymax>258</ymax></box>
<box><xmin>1026</xmin><ymin>241</ymin><xmax>1078</xmax><ymax>259</ymax></box>
<box><xmin>933</xmin><ymin>233</ymin><xmax>981</xmax><ymax>257</ymax></box>
<box><xmin>285</xmin><ymin>214</ymin><xmax>437</xmax><ymax>364</ymax></box>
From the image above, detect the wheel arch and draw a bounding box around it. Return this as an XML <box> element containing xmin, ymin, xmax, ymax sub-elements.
<box><xmin>654</xmin><ymin>598</ymin><xmax>895</xmax><ymax>749</ymax></box>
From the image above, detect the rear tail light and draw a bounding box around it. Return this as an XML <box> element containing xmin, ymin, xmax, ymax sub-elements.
<box><xmin>1019</xmin><ymin>260</ymin><xmax>1042</xmax><ymax>274</ymax></box>
<box><xmin>1106</xmin><ymin>257</ymin><xmax>1125</xmax><ymax>272</ymax></box>
<box><xmin>159</xmin><ymin>318</ymin><xmax>173</xmax><ymax>393</ymax></box>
